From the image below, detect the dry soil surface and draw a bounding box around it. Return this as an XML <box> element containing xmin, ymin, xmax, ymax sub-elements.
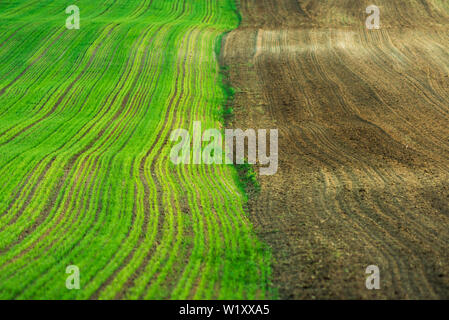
<box><xmin>222</xmin><ymin>0</ymin><xmax>449</xmax><ymax>299</ymax></box>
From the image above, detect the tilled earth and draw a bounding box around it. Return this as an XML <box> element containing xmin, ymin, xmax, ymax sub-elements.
<box><xmin>222</xmin><ymin>0</ymin><xmax>449</xmax><ymax>299</ymax></box>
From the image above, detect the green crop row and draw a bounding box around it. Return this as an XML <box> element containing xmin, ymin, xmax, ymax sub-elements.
<box><xmin>0</xmin><ymin>0</ymin><xmax>271</xmax><ymax>299</ymax></box>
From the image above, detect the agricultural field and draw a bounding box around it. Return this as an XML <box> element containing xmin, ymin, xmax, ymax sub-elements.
<box><xmin>223</xmin><ymin>0</ymin><xmax>449</xmax><ymax>299</ymax></box>
<box><xmin>0</xmin><ymin>0</ymin><xmax>270</xmax><ymax>299</ymax></box>
<box><xmin>1</xmin><ymin>0</ymin><xmax>449</xmax><ymax>302</ymax></box>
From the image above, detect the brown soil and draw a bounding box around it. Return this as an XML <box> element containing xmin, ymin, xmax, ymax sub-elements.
<box><xmin>222</xmin><ymin>0</ymin><xmax>449</xmax><ymax>299</ymax></box>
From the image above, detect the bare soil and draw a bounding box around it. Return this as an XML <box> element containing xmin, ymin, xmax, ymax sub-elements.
<box><xmin>222</xmin><ymin>0</ymin><xmax>449</xmax><ymax>299</ymax></box>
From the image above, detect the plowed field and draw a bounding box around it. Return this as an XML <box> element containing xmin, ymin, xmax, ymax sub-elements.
<box><xmin>222</xmin><ymin>0</ymin><xmax>449</xmax><ymax>299</ymax></box>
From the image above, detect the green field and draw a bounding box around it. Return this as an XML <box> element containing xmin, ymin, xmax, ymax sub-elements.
<box><xmin>0</xmin><ymin>0</ymin><xmax>270</xmax><ymax>299</ymax></box>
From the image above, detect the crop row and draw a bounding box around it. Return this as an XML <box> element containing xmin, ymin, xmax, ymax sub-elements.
<box><xmin>0</xmin><ymin>0</ymin><xmax>270</xmax><ymax>299</ymax></box>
